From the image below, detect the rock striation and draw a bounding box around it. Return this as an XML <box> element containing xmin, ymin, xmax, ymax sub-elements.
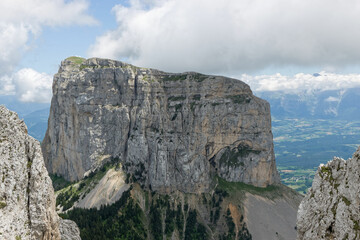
<box><xmin>297</xmin><ymin>147</ymin><xmax>360</xmax><ymax>239</ymax></box>
<box><xmin>42</xmin><ymin>57</ymin><xmax>280</xmax><ymax>192</ymax></box>
<box><xmin>0</xmin><ymin>106</ymin><xmax>80</xmax><ymax>240</ymax></box>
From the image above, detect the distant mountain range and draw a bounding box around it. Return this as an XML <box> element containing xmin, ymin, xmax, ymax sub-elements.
<box><xmin>256</xmin><ymin>87</ymin><xmax>360</xmax><ymax>120</ymax></box>
<box><xmin>257</xmin><ymin>87</ymin><xmax>360</xmax><ymax>166</ymax></box>
<box><xmin>22</xmin><ymin>107</ymin><xmax>50</xmax><ymax>141</ymax></box>
<box><xmin>255</xmin><ymin>87</ymin><xmax>360</xmax><ymax>192</ymax></box>
<box><xmin>0</xmin><ymin>95</ymin><xmax>49</xmax><ymax>141</ymax></box>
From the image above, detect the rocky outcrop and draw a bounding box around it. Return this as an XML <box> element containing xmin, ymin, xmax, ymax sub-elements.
<box><xmin>297</xmin><ymin>147</ymin><xmax>360</xmax><ymax>239</ymax></box>
<box><xmin>59</xmin><ymin>219</ymin><xmax>81</xmax><ymax>240</ymax></box>
<box><xmin>0</xmin><ymin>106</ymin><xmax>60</xmax><ymax>239</ymax></box>
<box><xmin>0</xmin><ymin>106</ymin><xmax>80</xmax><ymax>240</ymax></box>
<box><xmin>42</xmin><ymin>57</ymin><xmax>280</xmax><ymax>192</ymax></box>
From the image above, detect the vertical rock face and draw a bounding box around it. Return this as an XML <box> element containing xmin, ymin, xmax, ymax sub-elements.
<box><xmin>297</xmin><ymin>147</ymin><xmax>360</xmax><ymax>239</ymax></box>
<box><xmin>0</xmin><ymin>106</ymin><xmax>81</xmax><ymax>240</ymax></box>
<box><xmin>0</xmin><ymin>106</ymin><xmax>60</xmax><ymax>239</ymax></box>
<box><xmin>42</xmin><ymin>57</ymin><xmax>280</xmax><ymax>192</ymax></box>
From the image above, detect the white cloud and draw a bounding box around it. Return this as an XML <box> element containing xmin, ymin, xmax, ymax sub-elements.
<box><xmin>0</xmin><ymin>23</ymin><xmax>30</xmax><ymax>74</ymax></box>
<box><xmin>13</xmin><ymin>68</ymin><xmax>53</xmax><ymax>103</ymax></box>
<box><xmin>0</xmin><ymin>0</ymin><xmax>96</xmax><ymax>26</ymax></box>
<box><xmin>89</xmin><ymin>0</ymin><xmax>360</xmax><ymax>74</ymax></box>
<box><xmin>0</xmin><ymin>68</ymin><xmax>52</xmax><ymax>103</ymax></box>
<box><xmin>0</xmin><ymin>0</ymin><xmax>96</xmax><ymax>102</ymax></box>
<box><xmin>0</xmin><ymin>75</ymin><xmax>15</xmax><ymax>96</ymax></box>
<box><xmin>0</xmin><ymin>0</ymin><xmax>96</xmax><ymax>75</ymax></box>
<box><xmin>240</xmin><ymin>72</ymin><xmax>360</xmax><ymax>93</ymax></box>
<box><xmin>325</xmin><ymin>96</ymin><xmax>340</xmax><ymax>102</ymax></box>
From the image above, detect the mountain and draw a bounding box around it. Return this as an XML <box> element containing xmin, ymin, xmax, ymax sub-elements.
<box><xmin>256</xmin><ymin>88</ymin><xmax>360</xmax><ymax>120</ymax></box>
<box><xmin>42</xmin><ymin>57</ymin><xmax>280</xmax><ymax>189</ymax></box>
<box><xmin>0</xmin><ymin>95</ymin><xmax>49</xmax><ymax>116</ymax></box>
<box><xmin>23</xmin><ymin>107</ymin><xmax>50</xmax><ymax>141</ymax></box>
<box><xmin>0</xmin><ymin>95</ymin><xmax>50</xmax><ymax>142</ymax></box>
<box><xmin>42</xmin><ymin>57</ymin><xmax>301</xmax><ymax>239</ymax></box>
<box><xmin>0</xmin><ymin>106</ymin><xmax>80</xmax><ymax>240</ymax></box>
<box><xmin>256</xmin><ymin>88</ymin><xmax>360</xmax><ymax>192</ymax></box>
<box><xmin>297</xmin><ymin>147</ymin><xmax>360</xmax><ymax>239</ymax></box>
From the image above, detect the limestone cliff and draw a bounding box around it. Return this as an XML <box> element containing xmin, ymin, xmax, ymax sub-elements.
<box><xmin>42</xmin><ymin>57</ymin><xmax>280</xmax><ymax>192</ymax></box>
<box><xmin>297</xmin><ymin>147</ymin><xmax>360</xmax><ymax>239</ymax></box>
<box><xmin>0</xmin><ymin>106</ymin><xmax>60</xmax><ymax>239</ymax></box>
<box><xmin>0</xmin><ymin>106</ymin><xmax>80</xmax><ymax>240</ymax></box>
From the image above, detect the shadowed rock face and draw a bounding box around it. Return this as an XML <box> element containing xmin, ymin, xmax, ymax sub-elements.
<box><xmin>297</xmin><ymin>147</ymin><xmax>360</xmax><ymax>240</ymax></box>
<box><xmin>42</xmin><ymin>57</ymin><xmax>280</xmax><ymax>192</ymax></box>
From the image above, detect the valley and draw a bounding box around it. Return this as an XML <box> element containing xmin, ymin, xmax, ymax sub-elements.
<box><xmin>272</xmin><ymin>118</ymin><xmax>360</xmax><ymax>193</ymax></box>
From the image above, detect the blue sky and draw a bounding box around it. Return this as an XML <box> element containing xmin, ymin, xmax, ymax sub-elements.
<box><xmin>19</xmin><ymin>0</ymin><xmax>121</xmax><ymax>74</ymax></box>
<box><xmin>1</xmin><ymin>0</ymin><xmax>360</xmax><ymax>103</ymax></box>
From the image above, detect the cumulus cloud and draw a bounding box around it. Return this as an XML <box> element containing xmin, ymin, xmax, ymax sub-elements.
<box><xmin>13</xmin><ymin>68</ymin><xmax>53</xmax><ymax>103</ymax></box>
<box><xmin>0</xmin><ymin>0</ymin><xmax>96</xmax><ymax>74</ymax></box>
<box><xmin>0</xmin><ymin>0</ymin><xmax>96</xmax><ymax>26</ymax></box>
<box><xmin>240</xmin><ymin>72</ymin><xmax>360</xmax><ymax>93</ymax></box>
<box><xmin>0</xmin><ymin>23</ymin><xmax>30</xmax><ymax>75</ymax></box>
<box><xmin>0</xmin><ymin>75</ymin><xmax>15</xmax><ymax>96</ymax></box>
<box><xmin>0</xmin><ymin>0</ymin><xmax>96</xmax><ymax>102</ymax></box>
<box><xmin>0</xmin><ymin>68</ymin><xmax>52</xmax><ymax>103</ymax></box>
<box><xmin>89</xmin><ymin>0</ymin><xmax>360</xmax><ymax>73</ymax></box>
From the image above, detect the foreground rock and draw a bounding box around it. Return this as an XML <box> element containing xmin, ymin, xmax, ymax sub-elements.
<box><xmin>297</xmin><ymin>147</ymin><xmax>360</xmax><ymax>239</ymax></box>
<box><xmin>59</xmin><ymin>219</ymin><xmax>81</xmax><ymax>240</ymax></box>
<box><xmin>0</xmin><ymin>106</ymin><xmax>80</xmax><ymax>240</ymax></box>
<box><xmin>42</xmin><ymin>57</ymin><xmax>280</xmax><ymax>192</ymax></box>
